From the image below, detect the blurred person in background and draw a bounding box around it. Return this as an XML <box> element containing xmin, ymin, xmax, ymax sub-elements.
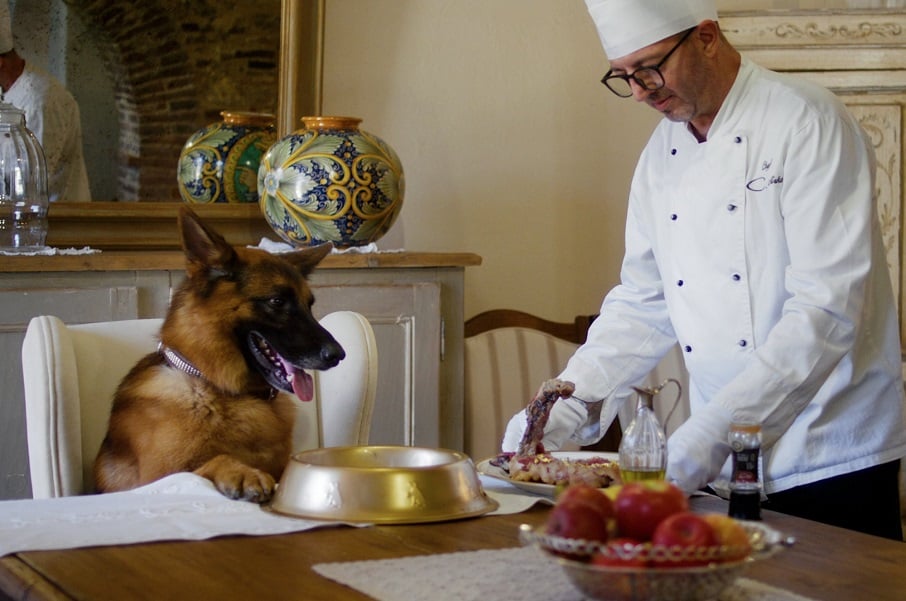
<box><xmin>0</xmin><ymin>0</ymin><xmax>90</xmax><ymax>202</ymax></box>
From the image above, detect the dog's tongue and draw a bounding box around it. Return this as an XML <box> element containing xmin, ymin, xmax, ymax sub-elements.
<box><xmin>277</xmin><ymin>355</ymin><xmax>314</xmax><ymax>401</ymax></box>
<box><xmin>292</xmin><ymin>369</ymin><xmax>314</xmax><ymax>402</ymax></box>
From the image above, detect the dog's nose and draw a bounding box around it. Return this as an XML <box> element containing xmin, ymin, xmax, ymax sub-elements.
<box><xmin>321</xmin><ymin>343</ymin><xmax>345</xmax><ymax>365</ymax></box>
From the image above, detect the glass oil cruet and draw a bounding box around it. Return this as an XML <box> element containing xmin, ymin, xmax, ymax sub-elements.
<box><xmin>0</xmin><ymin>100</ymin><xmax>49</xmax><ymax>252</ymax></box>
<box><xmin>618</xmin><ymin>379</ymin><xmax>681</xmax><ymax>482</ymax></box>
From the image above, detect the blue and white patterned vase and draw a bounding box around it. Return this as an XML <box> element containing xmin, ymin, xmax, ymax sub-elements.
<box><xmin>257</xmin><ymin>116</ymin><xmax>404</xmax><ymax>248</ymax></box>
<box><xmin>177</xmin><ymin>111</ymin><xmax>276</xmax><ymax>204</ymax></box>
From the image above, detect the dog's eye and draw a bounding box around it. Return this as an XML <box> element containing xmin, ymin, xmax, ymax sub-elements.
<box><xmin>267</xmin><ymin>297</ymin><xmax>286</xmax><ymax>308</ymax></box>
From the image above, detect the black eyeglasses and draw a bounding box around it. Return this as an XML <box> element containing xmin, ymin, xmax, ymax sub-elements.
<box><xmin>601</xmin><ymin>28</ymin><xmax>695</xmax><ymax>98</ymax></box>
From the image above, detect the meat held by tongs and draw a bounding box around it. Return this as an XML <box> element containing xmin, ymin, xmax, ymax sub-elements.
<box><xmin>516</xmin><ymin>378</ymin><xmax>576</xmax><ymax>457</ymax></box>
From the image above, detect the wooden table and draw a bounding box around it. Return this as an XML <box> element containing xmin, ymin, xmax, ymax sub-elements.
<box><xmin>0</xmin><ymin>496</ymin><xmax>903</xmax><ymax>601</ymax></box>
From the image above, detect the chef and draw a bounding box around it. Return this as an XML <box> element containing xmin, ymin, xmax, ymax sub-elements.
<box><xmin>0</xmin><ymin>1</ymin><xmax>91</xmax><ymax>202</ymax></box>
<box><xmin>503</xmin><ymin>0</ymin><xmax>906</xmax><ymax>541</ymax></box>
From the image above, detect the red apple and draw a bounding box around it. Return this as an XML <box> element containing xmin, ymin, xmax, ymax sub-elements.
<box><xmin>701</xmin><ymin>513</ymin><xmax>751</xmax><ymax>561</ymax></box>
<box><xmin>614</xmin><ymin>480</ymin><xmax>688</xmax><ymax>541</ymax></box>
<box><xmin>545</xmin><ymin>502</ymin><xmax>612</xmax><ymax>543</ymax></box>
<box><xmin>546</xmin><ymin>483</ymin><xmax>616</xmax><ymax>544</ymax></box>
<box><xmin>557</xmin><ymin>484</ymin><xmax>616</xmax><ymax>517</ymax></box>
<box><xmin>651</xmin><ymin>512</ymin><xmax>718</xmax><ymax>567</ymax></box>
<box><xmin>591</xmin><ymin>538</ymin><xmax>648</xmax><ymax>568</ymax></box>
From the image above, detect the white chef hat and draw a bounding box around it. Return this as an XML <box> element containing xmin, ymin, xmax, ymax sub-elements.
<box><xmin>0</xmin><ymin>1</ymin><xmax>12</xmax><ymax>55</ymax></box>
<box><xmin>584</xmin><ymin>0</ymin><xmax>717</xmax><ymax>60</ymax></box>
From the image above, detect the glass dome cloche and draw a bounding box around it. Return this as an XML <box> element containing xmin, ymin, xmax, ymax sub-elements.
<box><xmin>0</xmin><ymin>101</ymin><xmax>49</xmax><ymax>251</ymax></box>
<box><xmin>257</xmin><ymin>116</ymin><xmax>404</xmax><ymax>248</ymax></box>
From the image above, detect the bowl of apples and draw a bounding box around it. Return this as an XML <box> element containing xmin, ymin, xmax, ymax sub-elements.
<box><xmin>519</xmin><ymin>481</ymin><xmax>790</xmax><ymax>601</ymax></box>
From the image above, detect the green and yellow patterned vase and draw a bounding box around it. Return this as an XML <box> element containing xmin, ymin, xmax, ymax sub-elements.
<box><xmin>177</xmin><ymin>111</ymin><xmax>276</xmax><ymax>204</ymax></box>
<box><xmin>257</xmin><ymin>116</ymin><xmax>404</xmax><ymax>248</ymax></box>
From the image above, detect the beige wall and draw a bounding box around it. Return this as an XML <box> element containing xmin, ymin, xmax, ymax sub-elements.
<box><xmin>320</xmin><ymin>0</ymin><xmax>836</xmax><ymax>321</ymax></box>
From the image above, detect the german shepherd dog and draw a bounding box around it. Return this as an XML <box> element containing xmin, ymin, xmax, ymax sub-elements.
<box><xmin>93</xmin><ymin>207</ymin><xmax>344</xmax><ymax>502</ymax></box>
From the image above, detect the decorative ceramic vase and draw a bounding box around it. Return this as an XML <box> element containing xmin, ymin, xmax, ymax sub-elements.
<box><xmin>177</xmin><ymin>111</ymin><xmax>276</xmax><ymax>204</ymax></box>
<box><xmin>257</xmin><ymin>116</ymin><xmax>404</xmax><ymax>248</ymax></box>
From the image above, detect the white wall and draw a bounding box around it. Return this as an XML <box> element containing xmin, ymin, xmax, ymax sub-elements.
<box><xmin>321</xmin><ymin>0</ymin><xmax>889</xmax><ymax>320</ymax></box>
<box><xmin>323</xmin><ymin>0</ymin><xmax>657</xmax><ymax>321</ymax></box>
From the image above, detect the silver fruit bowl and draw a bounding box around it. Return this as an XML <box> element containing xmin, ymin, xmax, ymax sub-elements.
<box><xmin>519</xmin><ymin>521</ymin><xmax>791</xmax><ymax>601</ymax></box>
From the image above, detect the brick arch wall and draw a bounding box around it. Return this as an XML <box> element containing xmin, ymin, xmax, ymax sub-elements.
<box><xmin>70</xmin><ymin>0</ymin><xmax>280</xmax><ymax>201</ymax></box>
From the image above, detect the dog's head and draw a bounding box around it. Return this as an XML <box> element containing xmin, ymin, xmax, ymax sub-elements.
<box><xmin>161</xmin><ymin>207</ymin><xmax>345</xmax><ymax>400</ymax></box>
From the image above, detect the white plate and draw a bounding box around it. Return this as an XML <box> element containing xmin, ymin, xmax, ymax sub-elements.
<box><xmin>476</xmin><ymin>451</ymin><xmax>619</xmax><ymax>497</ymax></box>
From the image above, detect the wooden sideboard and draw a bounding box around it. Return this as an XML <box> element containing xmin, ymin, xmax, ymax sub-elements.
<box><xmin>0</xmin><ymin>250</ymin><xmax>481</xmax><ymax>500</ymax></box>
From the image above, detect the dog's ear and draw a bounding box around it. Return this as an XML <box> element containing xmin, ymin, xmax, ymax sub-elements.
<box><xmin>283</xmin><ymin>242</ymin><xmax>334</xmax><ymax>277</ymax></box>
<box><xmin>178</xmin><ymin>206</ymin><xmax>238</xmax><ymax>278</ymax></box>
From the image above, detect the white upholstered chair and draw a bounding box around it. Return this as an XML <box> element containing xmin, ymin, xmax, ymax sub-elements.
<box><xmin>21</xmin><ymin>311</ymin><xmax>377</xmax><ymax>498</ymax></box>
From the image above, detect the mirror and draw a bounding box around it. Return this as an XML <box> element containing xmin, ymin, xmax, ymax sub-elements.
<box><xmin>11</xmin><ymin>0</ymin><xmax>323</xmax><ymax>249</ymax></box>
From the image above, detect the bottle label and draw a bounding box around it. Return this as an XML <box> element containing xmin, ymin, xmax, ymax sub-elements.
<box><xmin>731</xmin><ymin>448</ymin><xmax>759</xmax><ymax>483</ymax></box>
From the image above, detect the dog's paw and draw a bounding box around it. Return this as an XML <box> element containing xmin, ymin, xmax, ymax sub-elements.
<box><xmin>195</xmin><ymin>455</ymin><xmax>277</xmax><ymax>503</ymax></box>
<box><xmin>215</xmin><ymin>469</ymin><xmax>276</xmax><ymax>503</ymax></box>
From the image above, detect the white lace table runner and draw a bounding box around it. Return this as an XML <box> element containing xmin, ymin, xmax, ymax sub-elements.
<box><xmin>0</xmin><ymin>246</ymin><xmax>100</xmax><ymax>256</ymax></box>
<box><xmin>253</xmin><ymin>238</ymin><xmax>404</xmax><ymax>254</ymax></box>
<box><xmin>314</xmin><ymin>546</ymin><xmax>818</xmax><ymax>601</ymax></box>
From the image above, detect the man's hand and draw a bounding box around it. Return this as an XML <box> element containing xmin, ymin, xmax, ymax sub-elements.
<box><xmin>666</xmin><ymin>403</ymin><xmax>733</xmax><ymax>494</ymax></box>
<box><xmin>501</xmin><ymin>395</ymin><xmax>589</xmax><ymax>453</ymax></box>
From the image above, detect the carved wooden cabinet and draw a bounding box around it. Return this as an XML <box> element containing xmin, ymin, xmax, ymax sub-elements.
<box><xmin>0</xmin><ymin>251</ymin><xmax>479</xmax><ymax>500</ymax></box>
<box><xmin>723</xmin><ymin>9</ymin><xmax>906</xmax><ymax>354</ymax></box>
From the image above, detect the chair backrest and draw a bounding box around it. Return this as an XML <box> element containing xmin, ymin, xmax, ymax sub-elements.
<box><xmin>463</xmin><ymin>309</ymin><xmax>620</xmax><ymax>461</ymax></box>
<box><xmin>464</xmin><ymin>309</ymin><xmax>597</xmax><ymax>344</ymax></box>
<box><xmin>22</xmin><ymin>311</ymin><xmax>377</xmax><ymax>498</ymax></box>
<box><xmin>305</xmin><ymin>311</ymin><xmax>378</xmax><ymax>450</ymax></box>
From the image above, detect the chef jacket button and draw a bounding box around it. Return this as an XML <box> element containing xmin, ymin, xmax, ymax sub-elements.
<box><xmin>683</xmin><ymin>345</ymin><xmax>692</xmax><ymax>353</ymax></box>
<box><xmin>670</xmin><ymin>213</ymin><xmax>678</xmax><ymax>221</ymax></box>
<box><xmin>671</xmin><ymin>148</ymin><xmax>677</xmax><ymax>155</ymax></box>
<box><xmin>727</xmin><ymin>204</ymin><xmax>737</xmax><ymax>212</ymax></box>
<box><xmin>677</xmin><ymin>279</ymin><xmax>684</xmax><ymax>287</ymax></box>
<box><xmin>738</xmin><ymin>339</ymin><xmax>748</xmax><ymax>347</ymax></box>
<box><xmin>732</xmin><ymin>273</ymin><xmax>741</xmax><ymax>281</ymax></box>
<box><xmin>734</xmin><ymin>136</ymin><xmax>742</xmax><ymax>143</ymax></box>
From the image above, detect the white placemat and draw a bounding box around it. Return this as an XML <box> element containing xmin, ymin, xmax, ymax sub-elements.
<box><xmin>314</xmin><ymin>545</ymin><xmax>818</xmax><ymax>601</ymax></box>
<box><xmin>480</xmin><ymin>474</ymin><xmax>554</xmax><ymax>514</ymax></box>
<box><xmin>0</xmin><ymin>471</ymin><xmax>549</xmax><ymax>556</ymax></box>
<box><xmin>0</xmin><ymin>473</ymin><xmax>345</xmax><ymax>557</ymax></box>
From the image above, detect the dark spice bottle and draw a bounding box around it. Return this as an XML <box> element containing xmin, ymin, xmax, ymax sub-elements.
<box><xmin>727</xmin><ymin>422</ymin><xmax>762</xmax><ymax>520</ymax></box>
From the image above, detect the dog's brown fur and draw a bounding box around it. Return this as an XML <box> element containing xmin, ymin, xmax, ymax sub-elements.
<box><xmin>92</xmin><ymin>207</ymin><xmax>344</xmax><ymax>502</ymax></box>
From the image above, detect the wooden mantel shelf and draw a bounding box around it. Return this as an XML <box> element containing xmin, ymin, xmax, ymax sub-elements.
<box><xmin>0</xmin><ymin>202</ymin><xmax>481</xmax><ymax>273</ymax></box>
<box><xmin>0</xmin><ymin>250</ymin><xmax>482</xmax><ymax>274</ymax></box>
<box><xmin>45</xmin><ymin>202</ymin><xmax>274</xmax><ymax>250</ymax></box>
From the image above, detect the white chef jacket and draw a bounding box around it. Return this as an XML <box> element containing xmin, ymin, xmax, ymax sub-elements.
<box><xmin>4</xmin><ymin>63</ymin><xmax>91</xmax><ymax>202</ymax></box>
<box><xmin>561</xmin><ymin>58</ymin><xmax>906</xmax><ymax>495</ymax></box>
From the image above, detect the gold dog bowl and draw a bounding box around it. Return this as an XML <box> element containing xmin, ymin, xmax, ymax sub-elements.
<box><xmin>268</xmin><ymin>445</ymin><xmax>499</xmax><ymax>524</ymax></box>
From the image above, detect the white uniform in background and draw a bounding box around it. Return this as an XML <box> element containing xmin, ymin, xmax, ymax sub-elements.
<box><xmin>4</xmin><ymin>62</ymin><xmax>91</xmax><ymax>202</ymax></box>
<box><xmin>544</xmin><ymin>57</ymin><xmax>906</xmax><ymax>496</ymax></box>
